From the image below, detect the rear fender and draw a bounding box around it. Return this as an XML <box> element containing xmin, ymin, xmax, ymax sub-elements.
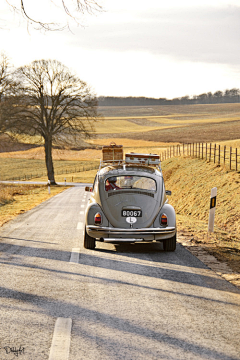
<box><xmin>85</xmin><ymin>203</ymin><xmax>109</xmax><ymax>227</ymax></box>
<box><xmin>154</xmin><ymin>203</ymin><xmax>176</xmax><ymax>229</ymax></box>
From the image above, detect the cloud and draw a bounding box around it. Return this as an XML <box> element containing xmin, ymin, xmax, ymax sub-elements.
<box><xmin>71</xmin><ymin>6</ymin><xmax>240</xmax><ymax>65</ymax></box>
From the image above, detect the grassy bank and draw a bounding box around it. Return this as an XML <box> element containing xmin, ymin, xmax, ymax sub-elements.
<box><xmin>162</xmin><ymin>156</ymin><xmax>240</xmax><ymax>272</ymax></box>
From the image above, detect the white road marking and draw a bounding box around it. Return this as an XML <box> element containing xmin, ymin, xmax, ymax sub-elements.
<box><xmin>79</xmin><ymin>211</ymin><xmax>84</xmax><ymax>215</ymax></box>
<box><xmin>49</xmin><ymin>318</ymin><xmax>72</xmax><ymax>360</ymax></box>
<box><xmin>70</xmin><ymin>248</ymin><xmax>80</xmax><ymax>263</ymax></box>
<box><xmin>80</xmin><ymin>204</ymin><xmax>85</xmax><ymax>208</ymax></box>
<box><xmin>77</xmin><ymin>222</ymin><xmax>83</xmax><ymax>230</ymax></box>
<box><xmin>82</xmin><ymin>199</ymin><xmax>85</xmax><ymax>202</ymax></box>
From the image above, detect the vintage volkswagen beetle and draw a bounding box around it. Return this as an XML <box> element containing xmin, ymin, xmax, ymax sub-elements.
<box><xmin>85</xmin><ymin>152</ymin><xmax>176</xmax><ymax>251</ymax></box>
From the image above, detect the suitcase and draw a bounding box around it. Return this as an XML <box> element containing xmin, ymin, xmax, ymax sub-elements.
<box><xmin>102</xmin><ymin>142</ymin><xmax>123</xmax><ymax>162</ymax></box>
<box><xmin>125</xmin><ymin>152</ymin><xmax>160</xmax><ymax>165</ymax></box>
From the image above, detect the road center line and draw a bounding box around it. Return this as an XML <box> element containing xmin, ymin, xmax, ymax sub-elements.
<box><xmin>49</xmin><ymin>318</ymin><xmax>72</xmax><ymax>360</ymax></box>
<box><xmin>79</xmin><ymin>211</ymin><xmax>84</xmax><ymax>215</ymax></box>
<box><xmin>70</xmin><ymin>248</ymin><xmax>80</xmax><ymax>263</ymax></box>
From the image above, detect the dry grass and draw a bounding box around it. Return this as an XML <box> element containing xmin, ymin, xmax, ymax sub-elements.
<box><xmin>87</xmin><ymin>138</ymin><xmax>180</xmax><ymax>147</ymax></box>
<box><xmin>0</xmin><ymin>184</ymin><xmax>67</xmax><ymax>227</ymax></box>
<box><xmin>217</xmin><ymin>139</ymin><xmax>240</xmax><ymax>148</ymax></box>
<box><xmin>0</xmin><ymin>146</ymin><xmax>102</xmax><ymax>161</ymax></box>
<box><xmin>106</xmin><ymin>120</ymin><xmax>240</xmax><ymax>143</ymax></box>
<box><xmin>99</xmin><ymin>103</ymin><xmax>240</xmax><ymax>117</ymax></box>
<box><xmin>96</xmin><ymin>104</ymin><xmax>240</xmax><ymax>143</ymax></box>
<box><xmin>94</xmin><ymin>119</ymin><xmax>163</xmax><ymax>134</ymax></box>
<box><xmin>0</xmin><ymin>157</ymin><xmax>99</xmax><ymax>181</ymax></box>
<box><xmin>162</xmin><ymin>156</ymin><xmax>240</xmax><ymax>273</ymax></box>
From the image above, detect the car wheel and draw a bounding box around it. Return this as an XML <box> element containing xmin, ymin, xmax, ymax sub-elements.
<box><xmin>163</xmin><ymin>234</ymin><xmax>176</xmax><ymax>252</ymax></box>
<box><xmin>84</xmin><ymin>227</ymin><xmax>96</xmax><ymax>249</ymax></box>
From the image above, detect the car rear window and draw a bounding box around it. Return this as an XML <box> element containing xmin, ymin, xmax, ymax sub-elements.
<box><xmin>105</xmin><ymin>176</ymin><xmax>156</xmax><ymax>192</ymax></box>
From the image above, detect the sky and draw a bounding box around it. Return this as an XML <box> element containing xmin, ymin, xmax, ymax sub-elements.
<box><xmin>1</xmin><ymin>0</ymin><xmax>240</xmax><ymax>99</ymax></box>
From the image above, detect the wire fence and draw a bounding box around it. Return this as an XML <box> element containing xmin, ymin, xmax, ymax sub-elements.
<box><xmin>160</xmin><ymin>142</ymin><xmax>240</xmax><ymax>172</ymax></box>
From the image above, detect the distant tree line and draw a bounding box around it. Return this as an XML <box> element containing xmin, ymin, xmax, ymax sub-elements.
<box><xmin>98</xmin><ymin>88</ymin><xmax>240</xmax><ymax>106</ymax></box>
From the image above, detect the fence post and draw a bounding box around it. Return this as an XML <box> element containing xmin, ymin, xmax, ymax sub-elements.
<box><xmin>206</xmin><ymin>143</ymin><xmax>207</xmax><ymax>160</ymax></box>
<box><xmin>218</xmin><ymin>145</ymin><xmax>220</xmax><ymax>165</ymax></box>
<box><xmin>230</xmin><ymin>147</ymin><xmax>232</xmax><ymax>170</ymax></box>
<box><xmin>236</xmin><ymin>148</ymin><xmax>238</xmax><ymax>171</ymax></box>
<box><xmin>209</xmin><ymin>143</ymin><xmax>212</xmax><ymax>162</ymax></box>
<box><xmin>224</xmin><ymin>145</ymin><xmax>226</xmax><ymax>165</ymax></box>
<box><xmin>214</xmin><ymin>143</ymin><xmax>216</xmax><ymax>163</ymax></box>
<box><xmin>202</xmin><ymin>143</ymin><xmax>204</xmax><ymax>159</ymax></box>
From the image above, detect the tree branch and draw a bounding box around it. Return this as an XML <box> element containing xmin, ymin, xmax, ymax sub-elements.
<box><xmin>5</xmin><ymin>0</ymin><xmax>102</xmax><ymax>31</ymax></box>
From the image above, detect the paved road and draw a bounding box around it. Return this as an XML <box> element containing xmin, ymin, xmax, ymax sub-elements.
<box><xmin>0</xmin><ymin>187</ymin><xmax>239</xmax><ymax>360</ymax></box>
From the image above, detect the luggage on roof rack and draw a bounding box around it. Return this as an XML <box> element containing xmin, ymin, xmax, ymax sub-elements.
<box><xmin>102</xmin><ymin>142</ymin><xmax>123</xmax><ymax>162</ymax></box>
<box><xmin>125</xmin><ymin>153</ymin><xmax>160</xmax><ymax>165</ymax></box>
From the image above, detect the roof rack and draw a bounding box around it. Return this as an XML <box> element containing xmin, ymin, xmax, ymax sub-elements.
<box><xmin>99</xmin><ymin>143</ymin><xmax>162</xmax><ymax>171</ymax></box>
<box><xmin>99</xmin><ymin>152</ymin><xmax>162</xmax><ymax>172</ymax></box>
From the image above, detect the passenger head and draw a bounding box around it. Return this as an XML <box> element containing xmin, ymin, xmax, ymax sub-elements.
<box><xmin>108</xmin><ymin>176</ymin><xmax>117</xmax><ymax>184</ymax></box>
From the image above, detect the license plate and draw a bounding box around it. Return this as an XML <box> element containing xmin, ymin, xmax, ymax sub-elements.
<box><xmin>121</xmin><ymin>210</ymin><xmax>142</xmax><ymax>217</ymax></box>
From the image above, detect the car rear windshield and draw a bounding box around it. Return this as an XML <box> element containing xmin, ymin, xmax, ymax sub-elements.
<box><xmin>105</xmin><ymin>176</ymin><xmax>156</xmax><ymax>192</ymax></box>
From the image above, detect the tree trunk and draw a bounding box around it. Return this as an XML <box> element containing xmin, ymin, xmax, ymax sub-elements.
<box><xmin>44</xmin><ymin>137</ymin><xmax>56</xmax><ymax>184</ymax></box>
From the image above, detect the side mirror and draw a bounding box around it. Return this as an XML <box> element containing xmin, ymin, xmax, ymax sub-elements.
<box><xmin>85</xmin><ymin>186</ymin><xmax>93</xmax><ymax>192</ymax></box>
<box><xmin>166</xmin><ymin>190</ymin><xmax>171</xmax><ymax>196</ymax></box>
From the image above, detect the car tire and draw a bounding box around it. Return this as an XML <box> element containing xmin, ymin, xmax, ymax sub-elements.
<box><xmin>163</xmin><ymin>233</ymin><xmax>176</xmax><ymax>252</ymax></box>
<box><xmin>84</xmin><ymin>227</ymin><xmax>96</xmax><ymax>249</ymax></box>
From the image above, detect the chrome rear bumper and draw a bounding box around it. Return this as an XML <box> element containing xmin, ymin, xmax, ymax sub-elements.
<box><xmin>87</xmin><ymin>225</ymin><xmax>176</xmax><ymax>240</ymax></box>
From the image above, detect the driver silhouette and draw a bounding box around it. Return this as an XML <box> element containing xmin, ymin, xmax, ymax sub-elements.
<box><xmin>105</xmin><ymin>177</ymin><xmax>120</xmax><ymax>191</ymax></box>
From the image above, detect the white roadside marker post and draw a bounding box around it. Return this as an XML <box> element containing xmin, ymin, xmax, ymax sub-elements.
<box><xmin>48</xmin><ymin>180</ymin><xmax>51</xmax><ymax>195</ymax></box>
<box><xmin>208</xmin><ymin>187</ymin><xmax>217</xmax><ymax>233</ymax></box>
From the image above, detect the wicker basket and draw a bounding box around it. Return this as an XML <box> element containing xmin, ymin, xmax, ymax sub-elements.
<box><xmin>102</xmin><ymin>142</ymin><xmax>123</xmax><ymax>162</ymax></box>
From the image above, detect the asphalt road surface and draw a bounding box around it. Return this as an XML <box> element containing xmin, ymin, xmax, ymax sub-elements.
<box><xmin>0</xmin><ymin>186</ymin><xmax>239</xmax><ymax>360</ymax></box>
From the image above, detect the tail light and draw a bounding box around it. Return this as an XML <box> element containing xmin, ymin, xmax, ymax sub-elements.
<box><xmin>160</xmin><ymin>213</ymin><xmax>168</xmax><ymax>226</ymax></box>
<box><xmin>94</xmin><ymin>212</ymin><xmax>102</xmax><ymax>225</ymax></box>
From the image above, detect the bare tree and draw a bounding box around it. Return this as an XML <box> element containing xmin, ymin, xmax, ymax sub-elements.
<box><xmin>0</xmin><ymin>53</ymin><xmax>21</xmax><ymax>135</ymax></box>
<box><xmin>13</xmin><ymin>59</ymin><xmax>98</xmax><ymax>184</ymax></box>
<box><xmin>5</xmin><ymin>0</ymin><xmax>102</xmax><ymax>31</ymax></box>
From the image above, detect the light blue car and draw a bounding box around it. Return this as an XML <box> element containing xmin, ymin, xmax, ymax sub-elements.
<box><xmin>85</xmin><ymin>153</ymin><xmax>176</xmax><ymax>251</ymax></box>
